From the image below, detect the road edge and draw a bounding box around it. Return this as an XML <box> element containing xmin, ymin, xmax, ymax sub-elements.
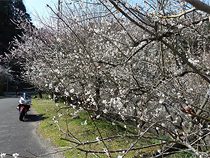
<box><xmin>30</xmin><ymin>108</ymin><xmax>65</xmax><ymax>158</ymax></box>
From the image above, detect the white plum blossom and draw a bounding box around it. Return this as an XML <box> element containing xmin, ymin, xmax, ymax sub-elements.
<box><xmin>177</xmin><ymin>93</ymin><xmax>182</xmax><ymax>98</ymax></box>
<box><xmin>188</xmin><ymin>58</ymin><xmax>199</xmax><ymax>65</ymax></box>
<box><xmin>103</xmin><ymin>109</ymin><xmax>108</xmax><ymax>113</ymax></box>
<box><xmin>186</xmin><ymin>88</ymin><xmax>193</xmax><ymax>92</ymax></box>
<box><xmin>49</xmin><ymin>83</ymin><xmax>53</xmax><ymax>89</ymax></box>
<box><xmin>96</xmin><ymin>136</ymin><xmax>101</xmax><ymax>143</ymax></box>
<box><xmin>57</xmin><ymin>38</ymin><xmax>62</xmax><ymax>43</ymax></box>
<box><xmin>103</xmin><ymin>148</ymin><xmax>109</xmax><ymax>156</ymax></box>
<box><xmin>55</xmin><ymin>87</ymin><xmax>59</xmax><ymax>92</ymax></box>
<box><xmin>207</xmin><ymin>89</ymin><xmax>210</xmax><ymax>95</ymax></box>
<box><xmin>161</xmin><ymin>123</ymin><xmax>165</xmax><ymax>127</ymax></box>
<box><xmin>102</xmin><ymin>100</ymin><xmax>107</xmax><ymax>104</ymax></box>
<box><xmin>199</xmin><ymin>123</ymin><xmax>203</xmax><ymax>128</ymax></box>
<box><xmin>159</xmin><ymin>98</ymin><xmax>164</xmax><ymax>104</ymax></box>
<box><xmin>110</xmin><ymin>97</ymin><xmax>123</xmax><ymax>108</ymax></box>
<box><xmin>64</xmin><ymin>91</ymin><xmax>69</xmax><ymax>96</ymax></box>
<box><xmin>0</xmin><ymin>153</ymin><xmax>6</xmax><ymax>158</ymax></box>
<box><xmin>12</xmin><ymin>153</ymin><xmax>19</xmax><ymax>158</ymax></box>
<box><xmin>84</xmin><ymin>120</ymin><xmax>87</xmax><ymax>125</ymax></box>
<box><xmin>81</xmin><ymin>120</ymin><xmax>87</xmax><ymax>125</ymax></box>
<box><xmin>197</xmin><ymin>21</ymin><xmax>203</xmax><ymax>25</ymax></box>
<box><xmin>177</xmin><ymin>24</ymin><xmax>184</xmax><ymax>29</ymax></box>
<box><xmin>70</xmin><ymin>89</ymin><xmax>74</xmax><ymax>93</ymax></box>
<box><xmin>157</xmin><ymin>149</ymin><xmax>161</xmax><ymax>153</ymax></box>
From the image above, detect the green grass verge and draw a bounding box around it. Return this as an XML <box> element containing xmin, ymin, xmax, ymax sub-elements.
<box><xmin>32</xmin><ymin>97</ymin><xmax>194</xmax><ymax>158</ymax></box>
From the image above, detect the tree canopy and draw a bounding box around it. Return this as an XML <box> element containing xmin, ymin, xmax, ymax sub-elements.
<box><xmin>0</xmin><ymin>0</ymin><xmax>31</xmax><ymax>56</ymax></box>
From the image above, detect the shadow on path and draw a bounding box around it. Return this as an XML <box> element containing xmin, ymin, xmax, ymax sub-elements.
<box><xmin>24</xmin><ymin>114</ymin><xmax>48</xmax><ymax>122</ymax></box>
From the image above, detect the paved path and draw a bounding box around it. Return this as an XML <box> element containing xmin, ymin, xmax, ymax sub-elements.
<box><xmin>0</xmin><ymin>97</ymin><xmax>63</xmax><ymax>158</ymax></box>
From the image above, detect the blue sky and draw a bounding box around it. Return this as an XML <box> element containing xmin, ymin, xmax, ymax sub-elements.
<box><xmin>23</xmin><ymin>0</ymin><xmax>57</xmax><ymax>26</ymax></box>
<box><xmin>24</xmin><ymin>0</ymin><xmax>56</xmax><ymax>18</ymax></box>
<box><xmin>23</xmin><ymin>0</ymin><xmax>138</xmax><ymax>27</ymax></box>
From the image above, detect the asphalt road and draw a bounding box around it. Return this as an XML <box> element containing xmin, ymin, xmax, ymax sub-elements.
<box><xmin>0</xmin><ymin>97</ymin><xmax>62</xmax><ymax>158</ymax></box>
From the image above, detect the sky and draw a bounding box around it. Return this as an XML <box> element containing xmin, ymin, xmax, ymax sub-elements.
<box><xmin>23</xmin><ymin>0</ymin><xmax>57</xmax><ymax>27</ymax></box>
<box><xmin>23</xmin><ymin>0</ymin><xmax>138</xmax><ymax>27</ymax></box>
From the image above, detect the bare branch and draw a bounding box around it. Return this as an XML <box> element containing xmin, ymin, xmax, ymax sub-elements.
<box><xmin>184</xmin><ymin>0</ymin><xmax>210</xmax><ymax>14</ymax></box>
<box><xmin>154</xmin><ymin>7</ymin><xmax>196</xmax><ymax>18</ymax></box>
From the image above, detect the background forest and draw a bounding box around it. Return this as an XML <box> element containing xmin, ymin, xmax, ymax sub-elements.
<box><xmin>0</xmin><ymin>0</ymin><xmax>31</xmax><ymax>93</ymax></box>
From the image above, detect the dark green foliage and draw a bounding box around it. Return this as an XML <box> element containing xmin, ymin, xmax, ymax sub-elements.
<box><xmin>0</xmin><ymin>0</ymin><xmax>31</xmax><ymax>55</ymax></box>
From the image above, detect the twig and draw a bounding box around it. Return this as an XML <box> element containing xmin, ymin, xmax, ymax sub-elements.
<box><xmin>89</xmin><ymin>112</ymin><xmax>112</xmax><ymax>157</ymax></box>
<box><xmin>122</xmin><ymin>122</ymin><xmax>157</xmax><ymax>157</ymax></box>
<box><xmin>153</xmin><ymin>7</ymin><xmax>196</xmax><ymax>18</ymax></box>
<box><xmin>74</xmin><ymin>142</ymin><xmax>168</xmax><ymax>154</ymax></box>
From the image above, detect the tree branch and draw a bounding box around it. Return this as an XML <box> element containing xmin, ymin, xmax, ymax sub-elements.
<box><xmin>154</xmin><ymin>7</ymin><xmax>196</xmax><ymax>18</ymax></box>
<box><xmin>184</xmin><ymin>0</ymin><xmax>210</xmax><ymax>14</ymax></box>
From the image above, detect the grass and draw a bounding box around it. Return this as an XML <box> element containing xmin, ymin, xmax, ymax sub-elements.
<box><xmin>32</xmin><ymin>96</ymin><xmax>194</xmax><ymax>158</ymax></box>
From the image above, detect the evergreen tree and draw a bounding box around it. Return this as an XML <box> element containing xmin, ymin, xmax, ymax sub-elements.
<box><xmin>0</xmin><ymin>0</ymin><xmax>31</xmax><ymax>55</ymax></box>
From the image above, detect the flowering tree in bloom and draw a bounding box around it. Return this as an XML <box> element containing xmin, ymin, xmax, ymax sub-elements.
<box><xmin>6</xmin><ymin>0</ymin><xmax>210</xmax><ymax>157</ymax></box>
